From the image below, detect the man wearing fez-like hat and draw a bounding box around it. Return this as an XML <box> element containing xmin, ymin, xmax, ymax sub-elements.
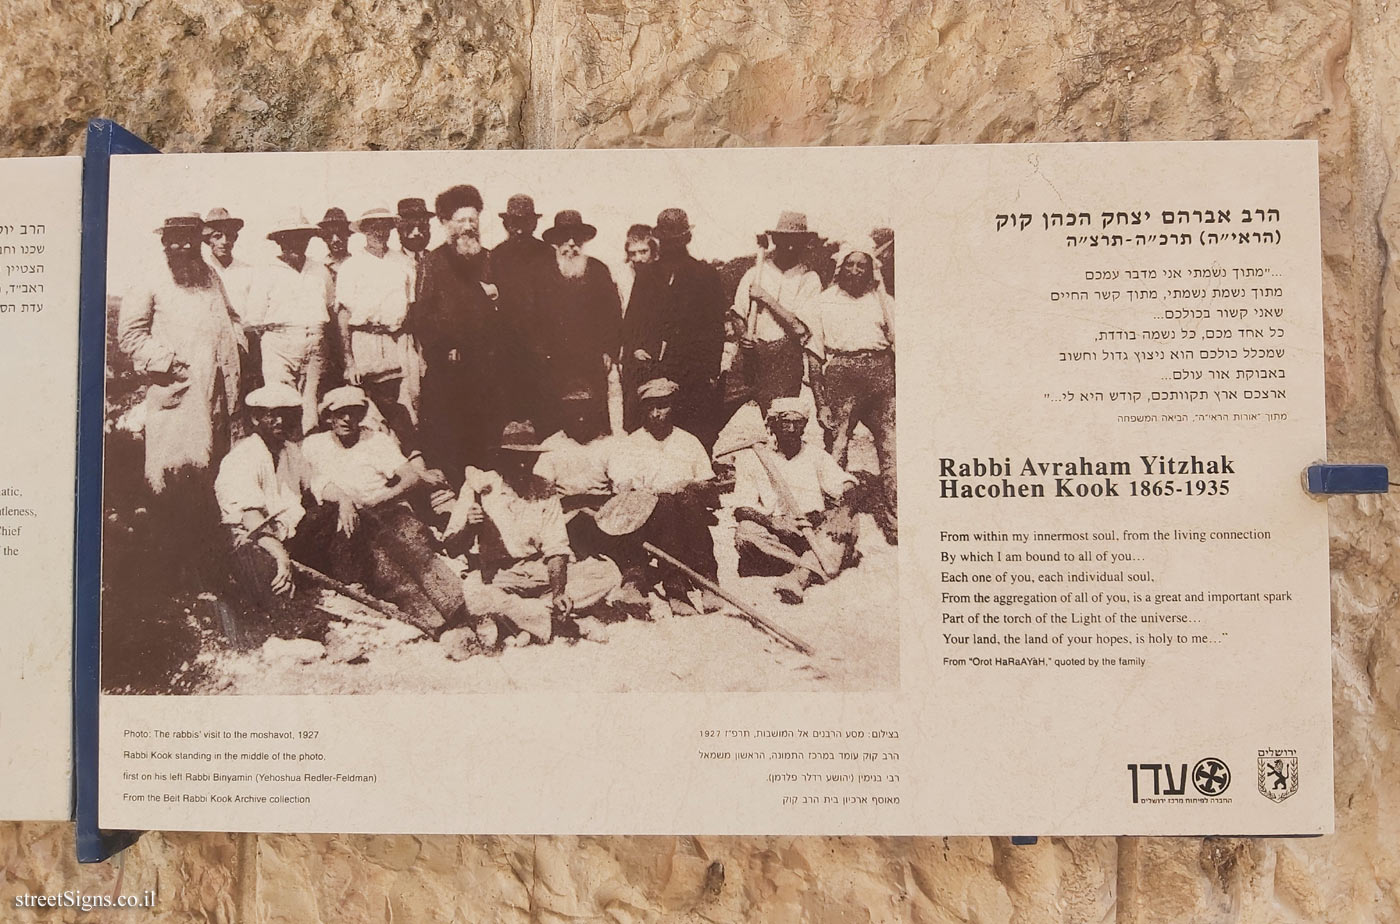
<box><xmin>333</xmin><ymin>207</ymin><xmax>419</xmax><ymax>447</ymax></box>
<box><xmin>409</xmin><ymin>184</ymin><xmax>505</xmax><ymax>480</ymax></box>
<box><xmin>605</xmin><ymin>377</ymin><xmax>724</xmax><ymax>614</ymax></box>
<box><xmin>443</xmin><ymin>419</ymin><xmax>624</xmax><ymax>648</ymax></box>
<box><xmin>622</xmin><ymin>207</ymin><xmax>727</xmax><ymax>449</ymax></box>
<box><xmin>531</xmin><ymin>209</ymin><xmax>621</xmax><ymax>432</ymax></box>
<box><xmin>731</xmin><ymin>210</ymin><xmax>822</xmax><ymax>413</ymax></box>
<box><xmin>246</xmin><ymin>210</ymin><xmax>334</xmax><ymax>434</ymax></box>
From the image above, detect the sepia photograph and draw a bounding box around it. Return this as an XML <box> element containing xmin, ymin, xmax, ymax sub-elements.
<box><xmin>99</xmin><ymin>150</ymin><xmax>898</xmax><ymax>695</ymax></box>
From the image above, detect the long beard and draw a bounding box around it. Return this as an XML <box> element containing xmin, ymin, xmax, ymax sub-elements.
<box><xmin>837</xmin><ymin>271</ymin><xmax>876</xmax><ymax>298</ymax></box>
<box><xmin>168</xmin><ymin>255</ymin><xmax>210</xmax><ymax>289</ymax></box>
<box><xmin>556</xmin><ymin>251</ymin><xmax>588</xmax><ymax>279</ymax></box>
<box><xmin>453</xmin><ymin>233</ymin><xmax>482</xmax><ymax>257</ymax></box>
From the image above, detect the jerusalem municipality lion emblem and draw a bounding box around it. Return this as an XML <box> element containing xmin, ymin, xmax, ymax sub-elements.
<box><xmin>1257</xmin><ymin>752</ymin><xmax>1299</xmax><ymax>803</ymax></box>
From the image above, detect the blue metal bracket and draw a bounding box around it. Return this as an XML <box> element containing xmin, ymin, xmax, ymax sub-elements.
<box><xmin>74</xmin><ymin>119</ymin><xmax>159</xmax><ymax>864</ymax></box>
<box><xmin>1304</xmin><ymin>464</ymin><xmax>1389</xmax><ymax>495</ymax></box>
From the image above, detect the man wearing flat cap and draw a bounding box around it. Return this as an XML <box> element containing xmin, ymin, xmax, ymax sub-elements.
<box><xmin>731</xmin><ymin>210</ymin><xmax>823</xmax><ymax>413</ymax></box>
<box><xmin>301</xmin><ymin>386</ymin><xmax>466</xmax><ymax>636</ymax></box>
<box><xmin>246</xmin><ymin>210</ymin><xmax>335</xmax><ymax>434</ymax></box>
<box><xmin>530</xmin><ymin>209</ymin><xmax>621</xmax><ymax>432</ymax></box>
<box><xmin>728</xmin><ymin>397</ymin><xmax>862</xmax><ymax>604</ymax></box>
<box><xmin>334</xmin><ymin>207</ymin><xmax>418</xmax><ymax>446</ymax></box>
<box><xmin>407</xmin><ymin>184</ymin><xmax>506</xmax><ymax>481</ymax></box>
<box><xmin>623</xmin><ymin>207</ymin><xmax>727</xmax><ymax>450</ymax></box>
<box><xmin>607</xmin><ymin>377</ymin><xmax>723</xmax><ymax>614</ymax></box>
<box><xmin>443</xmin><ymin>420</ymin><xmax>623</xmax><ymax>646</ymax></box>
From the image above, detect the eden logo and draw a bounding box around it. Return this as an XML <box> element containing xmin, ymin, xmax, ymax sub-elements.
<box><xmin>1127</xmin><ymin>763</ymin><xmax>1188</xmax><ymax>803</ymax></box>
<box><xmin>1129</xmin><ymin>758</ymin><xmax>1232</xmax><ymax>802</ymax></box>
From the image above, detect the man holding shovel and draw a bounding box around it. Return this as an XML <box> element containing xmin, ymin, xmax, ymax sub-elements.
<box><xmin>728</xmin><ymin>398</ymin><xmax>861</xmax><ymax>604</ymax></box>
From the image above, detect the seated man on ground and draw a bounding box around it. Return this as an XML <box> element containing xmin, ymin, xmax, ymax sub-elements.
<box><xmin>729</xmin><ymin>398</ymin><xmax>862</xmax><ymax>604</ymax></box>
<box><xmin>214</xmin><ymin>383</ymin><xmax>355</xmax><ymax>614</ymax></box>
<box><xmin>444</xmin><ymin>420</ymin><xmax>623</xmax><ymax>646</ymax></box>
<box><xmin>534</xmin><ymin>385</ymin><xmax>620</xmax><ymax>552</ymax></box>
<box><xmin>300</xmin><ymin>386</ymin><xmax>467</xmax><ymax>637</ymax></box>
<box><xmin>607</xmin><ymin>377</ymin><xmax>724</xmax><ymax>615</ymax></box>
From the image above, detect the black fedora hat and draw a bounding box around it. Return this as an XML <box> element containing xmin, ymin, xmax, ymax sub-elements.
<box><xmin>541</xmin><ymin>210</ymin><xmax>597</xmax><ymax>245</ymax></box>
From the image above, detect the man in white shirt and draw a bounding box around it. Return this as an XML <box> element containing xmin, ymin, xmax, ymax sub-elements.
<box><xmin>335</xmin><ymin>207</ymin><xmax>418</xmax><ymax>445</ymax></box>
<box><xmin>535</xmin><ymin>387</ymin><xmax>619</xmax><ymax>525</ymax></box>
<box><xmin>248</xmin><ymin>212</ymin><xmax>335</xmax><ymax>435</ymax></box>
<box><xmin>202</xmin><ymin>207</ymin><xmax>257</xmax><ymax>401</ymax></box>
<box><xmin>731</xmin><ymin>211</ymin><xmax>823</xmax><ymax>411</ymax></box>
<box><xmin>202</xmin><ymin>208</ymin><xmax>255</xmax><ymax>326</ymax></box>
<box><xmin>608</xmin><ymin>377</ymin><xmax>722</xmax><ymax>614</ymax></box>
<box><xmin>807</xmin><ymin>244</ymin><xmax>897</xmax><ymax>543</ymax></box>
<box><xmin>302</xmin><ymin>387</ymin><xmax>466</xmax><ymax>637</ymax></box>
<box><xmin>215</xmin><ymin>384</ymin><xmax>333</xmax><ymax>609</ymax></box>
<box><xmin>318</xmin><ymin>207</ymin><xmax>353</xmax><ymax>276</ymax></box>
<box><xmin>729</xmin><ymin>398</ymin><xmax>860</xmax><ymax>604</ymax></box>
<box><xmin>444</xmin><ymin>420</ymin><xmax>622</xmax><ymax>645</ymax></box>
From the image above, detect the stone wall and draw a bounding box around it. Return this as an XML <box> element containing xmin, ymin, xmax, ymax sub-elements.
<box><xmin>1</xmin><ymin>0</ymin><xmax>1396</xmax><ymax>920</ymax></box>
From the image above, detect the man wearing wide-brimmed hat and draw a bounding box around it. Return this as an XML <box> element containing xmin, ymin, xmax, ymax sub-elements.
<box><xmin>333</xmin><ymin>207</ymin><xmax>418</xmax><ymax>446</ymax></box>
<box><xmin>119</xmin><ymin>213</ymin><xmax>242</xmax><ymax>495</ymax></box>
<box><xmin>488</xmin><ymin>193</ymin><xmax>555</xmax><ymax>425</ymax></box>
<box><xmin>622</xmin><ymin>207</ymin><xmax>727</xmax><ymax>448</ymax></box>
<box><xmin>118</xmin><ymin>213</ymin><xmax>244</xmax><ymax>588</ymax></box>
<box><xmin>247</xmin><ymin>210</ymin><xmax>335</xmax><ymax>434</ymax></box>
<box><xmin>202</xmin><ymin>207</ymin><xmax>254</xmax><ymax>323</ymax></box>
<box><xmin>530</xmin><ymin>209</ymin><xmax>621</xmax><ymax>431</ymax></box>
<box><xmin>301</xmin><ymin>385</ymin><xmax>466</xmax><ymax>637</ymax></box>
<box><xmin>444</xmin><ymin>420</ymin><xmax>623</xmax><ymax>646</ymax></box>
<box><xmin>394</xmin><ymin>197</ymin><xmax>433</xmax><ymax>259</ymax></box>
<box><xmin>730</xmin><ymin>210</ymin><xmax>823</xmax><ymax>412</ymax></box>
<box><xmin>491</xmin><ymin>193</ymin><xmax>552</xmax><ymax>274</ymax></box>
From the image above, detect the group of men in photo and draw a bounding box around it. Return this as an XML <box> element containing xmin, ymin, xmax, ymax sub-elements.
<box><xmin>115</xmin><ymin>184</ymin><xmax>897</xmax><ymax>650</ymax></box>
